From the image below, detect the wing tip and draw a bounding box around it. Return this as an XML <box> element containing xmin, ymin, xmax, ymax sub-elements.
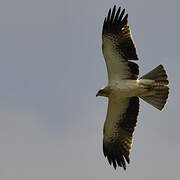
<box><xmin>103</xmin><ymin>141</ymin><xmax>130</xmax><ymax>170</ymax></box>
<box><xmin>102</xmin><ymin>6</ymin><xmax>139</xmax><ymax>61</ymax></box>
<box><xmin>103</xmin><ymin>6</ymin><xmax>128</xmax><ymax>34</ymax></box>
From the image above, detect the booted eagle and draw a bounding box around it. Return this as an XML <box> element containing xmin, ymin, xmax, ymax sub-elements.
<box><xmin>96</xmin><ymin>6</ymin><xmax>169</xmax><ymax>170</ymax></box>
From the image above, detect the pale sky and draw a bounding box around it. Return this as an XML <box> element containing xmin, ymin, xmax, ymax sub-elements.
<box><xmin>0</xmin><ymin>0</ymin><xmax>179</xmax><ymax>179</ymax></box>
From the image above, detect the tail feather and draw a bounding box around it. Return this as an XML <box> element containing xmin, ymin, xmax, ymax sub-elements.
<box><xmin>140</xmin><ymin>64</ymin><xmax>168</xmax><ymax>81</ymax></box>
<box><xmin>140</xmin><ymin>65</ymin><xmax>169</xmax><ymax>111</ymax></box>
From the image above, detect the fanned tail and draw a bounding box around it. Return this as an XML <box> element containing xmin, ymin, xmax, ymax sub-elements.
<box><xmin>140</xmin><ymin>65</ymin><xmax>169</xmax><ymax>111</ymax></box>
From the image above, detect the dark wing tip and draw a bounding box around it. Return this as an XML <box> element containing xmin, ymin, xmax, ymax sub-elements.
<box><xmin>103</xmin><ymin>6</ymin><xmax>128</xmax><ymax>35</ymax></box>
<box><xmin>107</xmin><ymin>8</ymin><xmax>111</xmax><ymax>22</ymax></box>
<box><xmin>102</xmin><ymin>97</ymin><xmax>139</xmax><ymax>170</ymax></box>
<box><xmin>110</xmin><ymin>5</ymin><xmax>116</xmax><ymax>23</ymax></box>
<box><xmin>102</xmin><ymin>6</ymin><xmax>138</xmax><ymax>61</ymax></box>
<box><xmin>103</xmin><ymin>142</ymin><xmax>130</xmax><ymax>170</ymax></box>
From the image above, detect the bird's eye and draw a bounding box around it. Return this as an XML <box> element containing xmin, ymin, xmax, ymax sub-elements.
<box><xmin>99</xmin><ymin>90</ymin><xmax>104</xmax><ymax>94</ymax></box>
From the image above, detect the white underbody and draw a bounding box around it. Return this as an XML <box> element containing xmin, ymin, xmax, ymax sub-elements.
<box><xmin>108</xmin><ymin>79</ymin><xmax>154</xmax><ymax>100</ymax></box>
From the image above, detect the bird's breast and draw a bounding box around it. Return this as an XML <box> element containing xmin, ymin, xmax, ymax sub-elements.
<box><xmin>109</xmin><ymin>80</ymin><xmax>147</xmax><ymax>98</ymax></box>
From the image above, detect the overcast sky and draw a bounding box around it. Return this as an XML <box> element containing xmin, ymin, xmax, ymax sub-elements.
<box><xmin>0</xmin><ymin>0</ymin><xmax>179</xmax><ymax>179</ymax></box>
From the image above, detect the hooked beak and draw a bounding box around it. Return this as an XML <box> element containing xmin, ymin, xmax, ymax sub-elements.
<box><xmin>96</xmin><ymin>92</ymin><xmax>99</xmax><ymax>97</ymax></box>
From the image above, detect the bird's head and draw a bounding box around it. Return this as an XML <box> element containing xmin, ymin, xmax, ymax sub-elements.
<box><xmin>96</xmin><ymin>87</ymin><xmax>110</xmax><ymax>97</ymax></box>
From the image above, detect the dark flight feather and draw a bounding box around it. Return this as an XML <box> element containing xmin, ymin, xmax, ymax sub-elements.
<box><xmin>103</xmin><ymin>97</ymin><xmax>139</xmax><ymax>170</ymax></box>
<box><xmin>103</xmin><ymin>6</ymin><xmax>138</xmax><ymax>60</ymax></box>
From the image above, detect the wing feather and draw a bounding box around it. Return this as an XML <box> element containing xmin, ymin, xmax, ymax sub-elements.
<box><xmin>102</xmin><ymin>6</ymin><xmax>139</xmax><ymax>83</ymax></box>
<box><xmin>103</xmin><ymin>97</ymin><xmax>139</xmax><ymax>170</ymax></box>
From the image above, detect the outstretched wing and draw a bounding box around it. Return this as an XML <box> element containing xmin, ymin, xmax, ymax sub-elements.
<box><xmin>102</xmin><ymin>6</ymin><xmax>139</xmax><ymax>83</ymax></box>
<box><xmin>103</xmin><ymin>97</ymin><xmax>139</xmax><ymax>170</ymax></box>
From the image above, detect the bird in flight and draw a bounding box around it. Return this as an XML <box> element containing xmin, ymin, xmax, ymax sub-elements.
<box><xmin>96</xmin><ymin>6</ymin><xmax>169</xmax><ymax>170</ymax></box>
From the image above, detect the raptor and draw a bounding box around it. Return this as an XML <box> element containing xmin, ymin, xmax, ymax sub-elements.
<box><xmin>96</xmin><ymin>6</ymin><xmax>169</xmax><ymax>170</ymax></box>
